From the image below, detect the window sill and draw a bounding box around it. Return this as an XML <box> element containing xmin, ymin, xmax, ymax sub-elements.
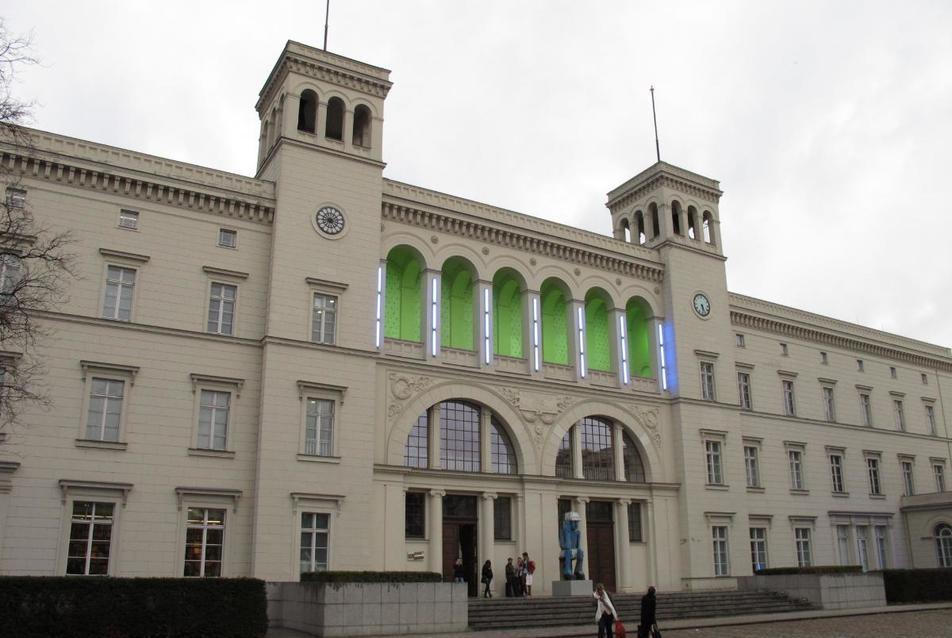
<box><xmin>789</xmin><ymin>488</ymin><xmax>810</xmax><ymax>496</ymax></box>
<box><xmin>75</xmin><ymin>439</ymin><xmax>128</xmax><ymax>451</ymax></box>
<box><xmin>188</xmin><ymin>448</ymin><xmax>236</xmax><ymax>459</ymax></box>
<box><xmin>832</xmin><ymin>491</ymin><xmax>850</xmax><ymax>498</ymax></box>
<box><xmin>869</xmin><ymin>493</ymin><xmax>887</xmax><ymax>499</ymax></box>
<box><xmin>746</xmin><ymin>486</ymin><xmax>765</xmax><ymax>494</ymax></box>
<box><xmin>705</xmin><ymin>484</ymin><xmax>730</xmax><ymax>491</ymax></box>
<box><xmin>297</xmin><ymin>454</ymin><xmax>341</xmax><ymax>464</ymax></box>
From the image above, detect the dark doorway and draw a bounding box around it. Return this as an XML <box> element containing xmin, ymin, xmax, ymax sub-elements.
<box><xmin>586</xmin><ymin>500</ymin><xmax>617</xmax><ymax>592</ymax></box>
<box><xmin>442</xmin><ymin>494</ymin><xmax>479</xmax><ymax>597</ymax></box>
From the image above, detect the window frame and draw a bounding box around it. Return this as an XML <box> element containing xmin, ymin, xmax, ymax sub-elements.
<box><xmin>296</xmin><ymin>380</ymin><xmax>346</xmax><ymax>462</ymax></box>
<box><xmin>900</xmin><ymin>457</ymin><xmax>915</xmax><ymax>497</ymax></box>
<box><xmin>306</xmin><ymin>278</ymin><xmax>348</xmax><ymax>345</ymax></box>
<box><xmin>289</xmin><ymin>493</ymin><xmax>342</xmax><ymax>576</ymax></box>
<box><xmin>217</xmin><ymin>227</ymin><xmax>238</xmax><ymax>249</ymax></box>
<box><xmin>494</xmin><ymin>496</ymin><xmax>513</xmax><ymax>541</ymax></box>
<box><xmin>56</xmin><ymin>481</ymin><xmax>130</xmax><ymax>577</ymax></box>
<box><xmin>933</xmin><ymin>460</ymin><xmax>947</xmax><ymax>493</ymax></box>
<box><xmin>865</xmin><ymin>452</ymin><xmax>884</xmax><ymax>496</ymax></box>
<box><xmin>310</xmin><ymin>292</ymin><xmax>339</xmax><ymax>345</ymax></box>
<box><xmin>794</xmin><ymin>526</ymin><xmax>813</xmax><ymax>567</ymax></box>
<box><xmin>937</xmin><ymin>524</ymin><xmax>952</xmax><ymax>568</ymax></box>
<box><xmin>5</xmin><ymin>187</ymin><xmax>26</xmax><ymax>208</ymax></box>
<box><xmin>699</xmin><ymin>360</ymin><xmax>717</xmax><ymax>401</ymax></box>
<box><xmin>857</xmin><ymin>387</ymin><xmax>874</xmax><ymax>427</ymax></box>
<box><xmin>924</xmin><ymin>401</ymin><xmax>937</xmax><ymax>436</ymax></box>
<box><xmin>712</xmin><ymin>525</ymin><xmax>730</xmax><ymax>577</ymax></box>
<box><xmin>206</xmin><ymin>281</ymin><xmax>238</xmax><ymax>336</ymax></box>
<box><xmin>63</xmin><ymin>499</ymin><xmax>118</xmax><ymax>576</ymax></box>
<box><xmin>628</xmin><ymin>501</ymin><xmax>643</xmax><ymax>543</ymax></box>
<box><xmin>737</xmin><ymin>368</ymin><xmax>753</xmax><ymax>411</ymax></box>
<box><xmin>892</xmin><ymin>396</ymin><xmax>906</xmax><ymax>432</ymax></box>
<box><xmin>188</xmin><ymin>374</ymin><xmax>243</xmax><ymax>457</ymax></box>
<box><xmin>100</xmin><ymin>263</ymin><xmax>139</xmax><ymax>322</ymax></box>
<box><xmin>76</xmin><ymin>361</ymin><xmax>138</xmax><ymax>449</ymax></box>
<box><xmin>779</xmin><ymin>372</ymin><xmax>798</xmax><ymax>417</ymax></box>
<box><xmin>743</xmin><ymin>440</ymin><xmax>761</xmax><ymax>489</ymax></box>
<box><xmin>117</xmin><ymin>209</ymin><xmax>139</xmax><ymax>230</ymax></box>
<box><xmin>828</xmin><ymin>448</ymin><xmax>846</xmax><ymax>495</ymax></box>
<box><xmin>749</xmin><ymin>526</ymin><xmax>769</xmax><ymax>572</ymax></box>
<box><xmin>820</xmin><ymin>381</ymin><xmax>837</xmax><ymax>423</ymax></box>
<box><xmin>702</xmin><ymin>433</ymin><xmax>726</xmax><ymax>487</ymax></box>
<box><xmin>786</xmin><ymin>442</ymin><xmax>807</xmax><ymax>492</ymax></box>
<box><xmin>404</xmin><ymin>491</ymin><xmax>427</xmax><ymax>540</ymax></box>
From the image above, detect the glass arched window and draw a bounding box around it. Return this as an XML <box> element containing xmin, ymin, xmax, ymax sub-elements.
<box><xmin>441</xmin><ymin>257</ymin><xmax>475</xmax><ymax>351</ymax></box>
<box><xmin>556</xmin><ymin>431</ymin><xmax>572</xmax><ymax>478</ymax></box>
<box><xmin>404</xmin><ymin>412</ymin><xmax>428</xmax><ymax>468</ymax></box>
<box><xmin>626</xmin><ymin>297</ymin><xmax>653</xmax><ymax>379</ymax></box>
<box><xmin>385</xmin><ymin>246</ymin><xmax>424</xmax><ymax>342</ymax></box>
<box><xmin>440</xmin><ymin>401</ymin><xmax>480</xmax><ymax>472</ymax></box>
<box><xmin>325</xmin><ymin>97</ymin><xmax>344</xmax><ymax>141</ymax></box>
<box><xmin>352</xmin><ymin>104</ymin><xmax>371</xmax><ymax>147</ymax></box>
<box><xmin>580</xmin><ymin>417</ymin><xmax>614</xmax><ymax>481</ymax></box>
<box><xmin>623</xmin><ymin>432</ymin><xmax>646</xmax><ymax>483</ymax></box>
<box><xmin>297</xmin><ymin>89</ymin><xmax>317</xmax><ymax>133</ymax></box>
<box><xmin>585</xmin><ymin>289</ymin><xmax>612</xmax><ymax>373</ymax></box>
<box><xmin>938</xmin><ymin>524</ymin><xmax>952</xmax><ymax>568</ymax></box>
<box><xmin>490</xmin><ymin>417</ymin><xmax>516</xmax><ymax>475</ymax></box>
<box><xmin>493</xmin><ymin>269</ymin><xmax>523</xmax><ymax>358</ymax></box>
<box><xmin>541</xmin><ymin>278</ymin><xmax>570</xmax><ymax>366</ymax></box>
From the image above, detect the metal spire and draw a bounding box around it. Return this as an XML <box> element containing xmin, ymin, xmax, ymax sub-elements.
<box><xmin>650</xmin><ymin>85</ymin><xmax>660</xmax><ymax>163</ymax></box>
<box><xmin>323</xmin><ymin>0</ymin><xmax>330</xmax><ymax>50</ymax></box>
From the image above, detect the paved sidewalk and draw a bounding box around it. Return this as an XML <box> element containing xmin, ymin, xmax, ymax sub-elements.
<box><xmin>267</xmin><ymin>601</ymin><xmax>952</xmax><ymax>637</ymax></box>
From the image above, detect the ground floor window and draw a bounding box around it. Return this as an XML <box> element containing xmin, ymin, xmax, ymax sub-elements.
<box><xmin>795</xmin><ymin>527</ymin><xmax>812</xmax><ymax>567</ymax></box>
<box><xmin>938</xmin><ymin>524</ymin><xmax>952</xmax><ymax>568</ymax></box>
<box><xmin>405</xmin><ymin>492</ymin><xmax>425</xmax><ymax>539</ymax></box>
<box><xmin>494</xmin><ymin>496</ymin><xmax>512</xmax><ymax>541</ymax></box>
<box><xmin>749</xmin><ymin>527</ymin><xmax>767</xmax><ymax>572</ymax></box>
<box><xmin>875</xmin><ymin>525</ymin><xmax>888</xmax><ymax>569</ymax></box>
<box><xmin>628</xmin><ymin>502</ymin><xmax>643</xmax><ymax>542</ymax></box>
<box><xmin>300</xmin><ymin>512</ymin><xmax>330</xmax><ymax>574</ymax></box>
<box><xmin>184</xmin><ymin>507</ymin><xmax>225</xmax><ymax>577</ymax></box>
<box><xmin>66</xmin><ymin>501</ymin><xmax>114</xmax><ymax>575</ymax></box>
<box><xmin>712</xmin><ymin>526</ymin><xmax>730</xmax><ymax>576</ymax></box>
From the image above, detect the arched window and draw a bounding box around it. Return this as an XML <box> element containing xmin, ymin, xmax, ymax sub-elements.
<box><xmin>648</xmin><ymin>203</ymin><xmax>660</xmax><ymax>239</ymax></box>
<box><xmin>584</xmin><ymin>288</ymin><xmax>612</xmax><ymax>372</ymax></box>
<box><xmin>580</xmin><ymin>417</ymin><xmax>614</xmax><ymax>481</ymax></box>
<box><xmin>623</xmin><ymin>432</ymin><xmax>646</xmax><ymax>483</ymax></box>
<box><xmin>493</xmin><ymin>269</ymin><xmax>524</xmax><ymax>358</ymax></box>
<box><xmin>297</xmin><ymin>89</ymin><xmax>317</xmax><ymax>133</ymax></box>
<box><xmin>352</xmin><ymin>104</ymin><xmax>371</xmax><ymax>147</ymax></box>
<box><xmin>634</xmin><ymin>211</ymin><xmax>646</xmax><ymax>245</ymax></box>
<box><xmin>441</xmin><ymin>257</ymin><xmax>475</xmax><ymax>351</ymax></box>
<box><xmin>687</xmin><ymin>206</ymin><xmax>699</xmax><ymax>240</ymax></box>
<box><xmin>385</xmin><ymin>246</ymin><xmax>424</xmax><ymax>342</ymax></box>
<box><xmin>325</xmin><ymin>97</ymin><xmax>345</xmax><ymax>141</ymax></box>
<box><xmin>540</xmin><ymin>278</ymin><xmax>570</xmax><ymax>366</ymax></box>
<box><xmin>405</xmin><ymin>412</ymin><xmax>428</xmax><ymax>468</ymax></box>
<box><xmin>490</xmin><ymin>417</ymin><xmax>516</xmax><ymax>475</ymax></box>
<box><xmin>671</xmin><ymin>200</ymin><xmax>683</xmax><ymax>235</ymax></box>
<box><xmin>626</xmin><ymin>297</ymin><xmax>653</xmax><ymax>379</ymax></box>
<box><xmin>556</xmin><ymin>431</ymin><xmax>572</xmax><ymax>478</ymax></box>
<box><xmin>619</xmin><ymin>218</ymin><xmax>631</xmax><ymax>243</ymax></box>
<box><xmin>702</xmin><ymin>211</ymin><xmax>715</xmax><ymax>244</ymax></box>
<box><xmin>938</xmin><ymin>524</ymin><xmax>952</xmax><ymax>567</ymax></box>
<box><xmin>440</xmin><ymin>401</ymin><xmax>480</xmax><ymax>472</ymax></box>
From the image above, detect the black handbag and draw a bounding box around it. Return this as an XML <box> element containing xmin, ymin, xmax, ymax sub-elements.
<box><xmin>651</xmin><ymin>624</ymin><xmax>662</xmax><ymax>638</ymax></box>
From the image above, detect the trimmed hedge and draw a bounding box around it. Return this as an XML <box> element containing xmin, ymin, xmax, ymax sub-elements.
<box><xmin>301</xmin><ymin>570</ymin><xmax>442</xmax><ymax>583</ymax></box>
<box><xmin>0</xmin><ymin>577</ymin><xmax>267</xmax><ymax>638</ymax></box>
<box><xmin>882</xmin><ymin>568</ymin><xmax>952</xmax><ymax>603</ymax></box>
<box><xmin>754</xmin><ymin>566</ymin><xmax>863</xmax><ymax>575</ymax></box>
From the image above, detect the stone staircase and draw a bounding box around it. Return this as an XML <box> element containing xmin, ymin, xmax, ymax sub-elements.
<box><xmin>468</xmin><ymin>589</ymin><xmax>815</xmax><ymax>631</ymax></box>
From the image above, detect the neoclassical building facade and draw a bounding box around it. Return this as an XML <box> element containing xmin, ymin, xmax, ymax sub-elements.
<box><xmin>0</xmin><ymin>41</ymin><xmax>950</xmax><ymax>594</ymax></box>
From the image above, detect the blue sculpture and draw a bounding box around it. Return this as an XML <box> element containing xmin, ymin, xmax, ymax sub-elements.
<box><xmin>559</xmin><ymin>511</ymin><xmax>585</xmax><ymax>580</ymax></box>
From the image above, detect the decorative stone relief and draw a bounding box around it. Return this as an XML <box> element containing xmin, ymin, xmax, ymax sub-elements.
<box><xmin>387</xmin><ymin>373</ymin><xmax>434</xmax><ymax>423</ymax></box>
<box><xmin>633</xmin><ymin>406</ymin><xmax>662</xmax><ymax>448</ymax></box>
<box><xmin>498</xmin><ymin>387</ymin><xmax>576</xmax><ymax>446</ymax></box>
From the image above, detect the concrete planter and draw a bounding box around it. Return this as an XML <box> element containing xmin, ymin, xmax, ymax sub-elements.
<box><xmin>738</xmin><ymin>572</ymin><xmax>885</xmax><ymax>610</ymax></box>
<box><xmin>266</xmin><ymin>581</ymin><xmax>468</xmax><ymax>637</ymax></box>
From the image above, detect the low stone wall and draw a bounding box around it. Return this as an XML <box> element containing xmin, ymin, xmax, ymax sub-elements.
<box><xmin>266</xmin><ymin>581</ymin><xmax>468</xmax><ymax>637</ymax></box>
<box><xmin>738</xmin><ymin>572</ymin><xmax>885</xmax><ymax>610</ymax></box>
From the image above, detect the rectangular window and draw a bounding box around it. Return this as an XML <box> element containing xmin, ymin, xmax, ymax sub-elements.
<box><xmin>311</xmin><ymin>293</ymin><xmax>338</xmax><ymax>344</ymax></box>
<box><xmin>207</xmin><ymin>283</ymin><xmax>237</xmax><ymax>335</ymax></box>
<box><xmin>5</xmin><ymin>187</ymin><xmax>26</xmax><ymax>208</ymax></box>
<box><xmin>735</xmin><ymin>333</ymin><xmax>745</xmax><ymax>348</ymax></box>
<box><xmin>874</xmin><ymin>525</ymin><xmax>888</xmax><ymax>569</ymax></box>
<box><xmin>218</xmin><ymin>228</ymin><xmax>237</xmax><ymax>248</ymax></box>
<box><xmin>890</xmin><ymin>366</ymin><xmax>897</xmax><ymax>379</ymax></box>
<box><xmin>836</xmin><ymin>525</ymin><xmax>850</xmax><ymax>565</ymax></box>
<box><xmin>922</xmin><ymin>373</ymin><xmax>929</xmax><ymax>385</ymax></box>
<box><xmin>183</xmin><ymin>507</ymin><xmax>225</xmax><ymax>577</ymax></box>
<box><xmin>788</xmin><ymin>449</ymin><xmax>804</xmax><ymax>490</ymax></box>
<box><xmin>0</xmin><ymin>254</ymin><xmax>21</xmax><ymax>296</ymax></box>
<box><xmin>782</xmin><ymin>379</ymin><xmax>796</xmax><ymax>416</ymax></box>
<box><xmin>750</xmin><ymin>527</ymin><xmax>768</xmax><ymax>572</ymax></box>
<box><xmin>823</xmin><ymin>386</ymin><xmax>836</xmax><ymax>422</ymax></box>
<box><xmin>860</xmin><ymin>393</ymin><xmax>873</xmax><ymax>426</ymax></box>
<box><xmin>85</xmin><ymin>378</ymin><xmax>124</xmax><ymax>442</ymax></box>
<box><xmin>197</xmin><ymin>390</ymin><xmax>230</xmax><ymax>450</ymax></box>
<box><xmin>795</xmin><ymin>528</ymin><xmax>812</xmax><ymax>567</ymax></box>
<box><xmin>628</xmin><ymin>502</ymin><xmax>643</xmax><ymax>542</ymax></box>
<box><xmin>300</xmin><ymin>512</ymin><xmax>330</xmax><ymax>574</ymax></box>
<box><xmin>780</xmin><ymin>343</ymin><xmax>788</xmax><ymax>356</ymax></box>
<box><xmin>925</xmin><ymin>404</ymin><xmax>937</xmax><ymax>436</ymax></box>
<box><xmin>737</xmin><ymin>372</ymin><xmax>752</xmax><ymax>410</ymax></box>
<box><xmin>405</xmin><ymin>492</ymin><xmax>425</xmax><ymax>539</ymax></box>
<box><xmin>700</xmin><ymin>361</ymin><xmax>716</xmax><ymax>401</ymax></box>
<box><xmin>494</xmin><ymin>497</ymin><xmax>512</xmax><ymax>541</ymax></box>
<box><xmin>857</xmin><ymin>359</ymin><xmax>865</xmax><ymax>372</ymax></box>
<box><xmin>744</xmin><ymin>445</ymin><xmax>760</xmax><ymax>488</ymax></box>
<box><xmin>304</xmin><ymin>398</ymin><xmax>334</xmax><ymax>456</ymax></box>
<box><xmin>118</xmin><ymin>209</ymin><xmax>139</xmax><ymax>230</ymax></box>
<box><xmin>830</xmin><ymin>454</ymin><xmax>845</xmax><ymax>493</ymax></box>
<box><xmin>935</xmin><ymin>463</ymin><xmax>946</xmax><ymax>492</ymax></box>
<box><xmin>712</xmin><ymin>526</ymin><xmax>730</xmax><ymax>576</ymax></box>
<box><xmin>820</xmin><ymin>351</ymin><xmax>828</xmax><ymax>364</ymax></box>
<box><xmin>867</xmin><ymin>457</ymin><xmax>882</xmax><ymax>495</ymax></box>
<box><xmin>894</xmin><ymin>399</ymin><xmax>906</xmax><ymax>431</ymax></box>
<box><xmin>66</xmin><ymin>501</ymin><xmax>114</xmax><ymax>575</ymax></box>
<box><xmin>856</xmin><ymin>525</ymin><xmax>870</xmax><ymax>571</ymax></box>
<box><xmin>901</xmin><ymin>460</ymin><xmax>915</xmax><ymax>496</ymax></box>
<box><xmin>102</xmin><ymin>266</ymin><xmax>136</xmax><ymax>321</ymax></box>
<box><xmin>705</xmin><ymin>440</ymin><xmax>723</xmax><ymax>485</ymax></box>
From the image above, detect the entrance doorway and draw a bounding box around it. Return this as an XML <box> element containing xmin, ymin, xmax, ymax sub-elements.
<box><xmin>586</xmin><ymin>501</ymin><xmax>617</xmax><ymax>592</ymax></box>
<box><xmin>442</xmin><ymin>494</ymin><xmax>479</xmax><ymax>597</ymax></box>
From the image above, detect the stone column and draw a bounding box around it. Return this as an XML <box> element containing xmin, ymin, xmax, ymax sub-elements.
<box><xmin>428</xmin><ymin>489</ymin><xmax>445</xmax><ymax>574</ymax></box>
<box><xmin>616</xmin><ymin>499</ymin><xmax>632</xmax><ymax>592</ymax></box>
<box><xmin>515</xmin><ymin>493</ymin><xmax>527</xmax><ymax>551</ymax></box>
<box><xmin>571</xmin><ymin>299</ymin><xmax>586</xmax><ymax>382</ymax></box>
<box><xmin>343</xmin><ymin>109</ymin><xmax>354</xmax><ymax>152</ymax></box>
<box><xmin>424</xmin><ymin>268</ymin><xmax>441</xmax><ymax>360</ymax></box>
<box><xmin>526</xmin><ymin>290</ymin><xmax>542</xmax><ymax>376</ymax></box>
<box><xmin>575</xmin><ymin>496</ymin><xmax>590</xmax><ymax>578</ymax></box>
<box><xmin>478</xmin><ymin>280</ymin><xmax>493</xmax><ymax>368</ymax></box>
<box><xmin>646</xmin><ymin>500</ymin><xmax>658</xmax><ymax>586</ymax></box>
<box><xmin>572</xmin><ymin>425</ymin><xmax>584</xmax><ymax>480</ymax></box>
<box><xmin>427</xmin><ymin>405</ymin><xmax>441</xmax><ymax>470</ymax></box>
<box><xmin>613</xmin><ymin>422</ymin><xmax>626</xmax><ymax>482</ymax></box>
<box><xmin>480</xmin><ymin>493</ymin><xmax>497</xmax><ymax>577</ymax></box>
<box><xmin>480</xmin><ymin>408</ymin><xmax>492</xmax><ymax>473</ymax></box>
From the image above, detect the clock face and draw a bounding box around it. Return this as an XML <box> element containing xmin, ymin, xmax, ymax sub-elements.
<box><xmin>693</xmin><ymin>293</ymin><xmax>711</xmax><ymax>317</ymax></box>
<box><xmin>316</xmin><ymin>206</ymin><xmax>345</xmax><ymax>235</ymax></box>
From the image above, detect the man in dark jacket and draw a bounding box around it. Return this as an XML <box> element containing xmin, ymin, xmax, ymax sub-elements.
<box><xmin>638</xmin><ymin>586</ymin><xmax>657</xmax><ymax>638</ymax></box>
<box><xmin>504</xmin><ymin>557</ymin><xmax>515</xmax><ymax>597</ymax></box>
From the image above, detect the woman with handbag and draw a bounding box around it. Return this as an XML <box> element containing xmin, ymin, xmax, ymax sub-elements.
<box><xmin>638</xmin><ymin>586</ymin><xmax>658</xmax><ymax>638</ymax></box>
<box><xmin>481</xmin><ymin>560</ymin><xmax>494</xmax><ymax>598</ymax></box>
<box><xmin>593</xmin><ymin>583</ymin><xmax>619</xmax><ymax>638</ymax></box>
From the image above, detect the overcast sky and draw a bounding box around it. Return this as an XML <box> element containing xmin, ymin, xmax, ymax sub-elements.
<box><xmin>6</xmin><ymin>1</ymin><xmax>952</xmax><ymax>349</ymax></box>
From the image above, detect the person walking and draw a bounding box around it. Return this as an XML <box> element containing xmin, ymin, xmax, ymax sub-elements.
<box><xmin>594</xmin><ymin>583</ymin><xmax>619</xmax><ymax>638</ymax></box>
<box><xmin>637</xmin><ymin>586</ymin><xmax>657</xmax><ymax>638</ymax></box>
<box><xmin>504</xmin><ymin>557</ymin><xmax>515</xmax><ymax>597</ymax></box>
<box><xmin>453</xmin><ymin>558</ymin><xmax>465</xmax><ymax>584</ymax></box>
<box><xmin>481</xmin><ymin>560</ymin><xmax>494</xmax><ymax>598</ymax></box>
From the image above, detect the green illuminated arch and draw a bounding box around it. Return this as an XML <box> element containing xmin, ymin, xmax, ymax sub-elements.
<box><xmin>385</xmin><ymin>246</ymin><xmax>424</xmax><ymax>342</ymax></box>
<box><xmin>626</xmin><ymin>297</ymin><xmax>653</xmax><ymax>378</ymax></box>
<box><xmin>441</xmin><ymin>257</ymin><xmax>475</xmax><ymax>350</ymax></box>
<box><xmin>585</xmin><ymin>288</ymin><xmax>612</xmax><ymax>372</ymax></box>
<box><xmin>540</xmin><ymin>278</ymin><xmax>570</xmax><ymax>365</ymax></box>
<box><xmin>492</xmin><ymin>269</ymin><xmax>524</xmax><ymax>358</ymax></box>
